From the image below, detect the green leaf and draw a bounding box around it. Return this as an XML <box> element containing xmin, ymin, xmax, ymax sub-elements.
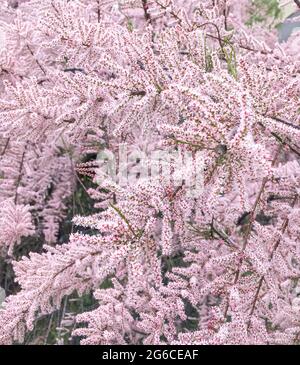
<box><xmin>241</xmin><ymin>271</ymin><xmax>254</xmax><ymax>277</ymax></box>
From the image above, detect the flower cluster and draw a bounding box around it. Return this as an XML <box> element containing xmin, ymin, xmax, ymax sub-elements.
<box><xmin>0</xmin><ymin>0</ymin><xmax>299</xmax><ymax>345</ymax></box>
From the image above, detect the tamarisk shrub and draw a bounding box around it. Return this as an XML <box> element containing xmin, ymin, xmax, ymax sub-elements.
<box><xmin>0</xmin><ymin>0</ymin><xmax>299</xmax><ymax>344</ymax></box>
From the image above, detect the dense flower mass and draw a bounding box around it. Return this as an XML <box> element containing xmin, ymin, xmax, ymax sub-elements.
<box><xmin>0</xmin><ymin>0</ymin><xmax>299</xmax><ymax>345</ymax></box>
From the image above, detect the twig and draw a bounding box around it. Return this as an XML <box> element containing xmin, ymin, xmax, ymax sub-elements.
<box><xmin>142</xmin><ymin>0</ymin><xmax>152</xmax><ymax>24</ymax></box>
<box><xmin>109</xmin><ymin>203</ymin><xmax>137</xmax><ymax>237</ymax></box>
<box><xmin>43</xmin><ymin>313</ymin><xmax>54</xmax><ymax>345</ymax></box>
<box><xmin>26</xmin><ymin>44</ymin><xmax>46</xmax><ymax>75</ymax></box>
<box><xmin>14</xmin><ymin>148</ymin><xmax>26</xmax><ymax>205</ymax></box>
<box><xmin>247</xmin><ymin>194</ymin><xmax>298</xmax><ymax>329</ymax></box>
<box><xmin>223</xmin><ymin>146</ymin><xmax>282</xmax><ymax>317</ymax></box>
<box><xmin>0</xmin><ymin>138</ymin><xmax>10</xmax><ymax>156</ymax></box>
<box><xmin>271</xmin><ymin>116</ymin><xmax>300</xmax><ymax>131</ymax></box>
<box><xmin>97</xmin><ymin>0</ymin><xmax>101</xmax><ymax>22</ymax></box>
<box><xmin>258</xmin><ymin>121</ymin><xmax>300</xmax><ymax>157</ymax></box>
<box><xmin>195</xmin><ymin>22</ymin><xmax>225</xmax><ymax>51</ymax></box>
<box><xmin>224</xmin><ymin>0</ymin><xmax>229</xmax><ymax>31</ymax></box>
<box><xmin>211</xmin><ymin>217</ymin><xmax>239</xmax><ymax>249</ymax></box>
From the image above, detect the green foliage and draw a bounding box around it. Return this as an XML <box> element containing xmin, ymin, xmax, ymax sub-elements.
<box><xmin>180</xmin><ymin>300</ymin><xmax>199</xmax><ymax>331</ymax></box>
<box><xmin>241</xmin><ymin>270</ymin><xmax>254</xmax><ymax>277</ymax></box>
<box><xmin>222</xmin><ymin>41</ymin><xmax>238</xmax><ymax>79</ymax></box>
<box><xmin>204</xmin><ymin>35</ymin><xmax>214</xmax><ymax>73</ymax></box>
<box><xmin>23</xmin><ymin>292</ymin><xmax>97</xmax><ymax>345</ymax></box>
<box><xmin>127</xmin><ymin>18</ymin><xmax>134</xmax><ymax>32</ymax></box>
<box><xmin>246</xmin><ymin>0</ymin><xmax>282</xmax><ymax>27</ymax></box>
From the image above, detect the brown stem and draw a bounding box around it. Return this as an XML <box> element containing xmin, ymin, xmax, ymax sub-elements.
<box><xmin>14</xmin><ymin>148</ymin><xmax>26</xmax><ymax>205</ymax></box>
<box><xmin>142</xmin><ymin>0</ymin><xmax>152</xmax><ymax>24</ymax></box>
<box><xmin>224</xmin><ymin>146</ymin><xmax>282</xmax><ymax>318</ymax></box>
<box><xmin>211</xmin><ymin>219</ymin><xmax>239</xmax><ymax>249</ymax></box>
<box><xmin>195</xmin><ymin>22</ymin><xmax>225</xmax><ymax>51</ymax></box>
<box><xmin>247</xmin><ymin>194</ymin><xmax>298</xmax><ymax>329</ymax></box>
<box><xmin>0</xmin><ymin>138</ymin><xmax>10</xmax><ymax>156</ymax></box>
<box><xmin>97</xmin><ymin>0</ymin><xmax>101</xmax><ymax>22</ymax></box>
<box><xmin>224</xmin><ymin>0</ymin><xmax>229</xmax><ymax>31</ymax></box>
<box><xmin>26</xmin><ymin>44</ymin><xmax>46</xmax><ymax>75</ymax></box>
<box><xmin>270</xmin><ymin>116</ymin><xmax>300</xmax><ymax>131</ymax></box>
<box><xmin>258</xmin><ymin>121</ymin><xmax>300</xmax><ymax>157</ymax></box>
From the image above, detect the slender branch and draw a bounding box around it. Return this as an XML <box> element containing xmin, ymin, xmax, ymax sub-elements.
<box><xmin>141</xmin><ymin>0</ymin><xmax>152</xmax><ymax>24</ymax></box>
<box><xmin>14</xmin><ymin>148</ymin><xmax>26</xmax><ymax>205</ymax></box>
<box><xmin>224</xmin><ymin>0</ymin><xmax>229</xmax><ymax>31</ymax></box>
<box><xmin>258</xmin><ymin>121</ymin><xmax>300</xmax><ymax>157</ymax></box>
<box><xmin>0</xmin><ymin>138</ymin><xmax>10</xmax><ymax>157</ymax></box>
<box><xmin>223</xmin><ymin>146</ymin><xmax>282</xmax><ymax>317</ymax></box>
<box><xmin>195</xmin><ymin>22</ymin><xmax>225</xmax><ymax>51</ymax></box>
<box><xmin>247</xmin><ymin>194</ymin><xmax>298</xmax><ymax>329</ymax></box>
<box><xmin>211</xmin><ymin>218</ymin><xmax>239</xmax><ymax>249</ymax></box>
<box><xmin>109</xmin><ymin>203</ymin><xmax>137</xmax><ymax>238</ymax></box>
<box><xmin>97</xmin><ymin>0</ymin><xmax>101</xmax><ymax>23</ymax></box>
<box><xmin>26</xmin><ymin>44</ymin><xmax>46</xmax><ymax>75</ymax></box>
<box><xmin>271</xmin><ymin>116</ymin><xmax>300</xmax><ymax>131</ymax></box>
<box><xmin>269</xmin><ymin>132</ymin><xmax>300</xmax><ymax>157</ymax></box>
<box><xmin>206</xmin><ymin>33</ymin><xmax>280</xmax><ymax>60</ymax></box>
